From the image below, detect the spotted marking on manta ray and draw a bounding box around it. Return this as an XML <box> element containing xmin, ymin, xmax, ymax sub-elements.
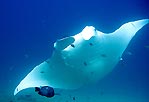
<box><xmin>40</xmin><ymin>71</ymin><xmax>45</xmax><ymax>73</ymax></box>
<box><xmin>83</xmin><ymin>62</ymin><xmax>87</xmax><ymax>66</ymax></box>
<box><xmin>89</xmin><ymin>42</ymin><xmax>93</xmax><ymax>46</ymax></box>
<box><xmin>70</xmin><ymin>44</ymin><xmax>75</xmax><ymax>48</ymax></box>
<box><xmin>101</xmin><ymin>54</ymin><xmax>107</xmax><ymax>57</ymax></box>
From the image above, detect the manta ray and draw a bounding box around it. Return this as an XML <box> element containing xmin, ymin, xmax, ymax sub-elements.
<box><xmin>14</xmin><ymin>19</ymin><xmax>149</xmax><ymax>95</ymax></box>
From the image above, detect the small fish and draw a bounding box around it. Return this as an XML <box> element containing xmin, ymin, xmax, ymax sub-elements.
<box><xmin>35</xmin><ymin>86</ymin><xmax>60</xmax><ymax>98</ymax></box>
<box><xmin>145</xmin><ymin>45</ymin><xmax>149</xmax><ymax>49</ymax></box>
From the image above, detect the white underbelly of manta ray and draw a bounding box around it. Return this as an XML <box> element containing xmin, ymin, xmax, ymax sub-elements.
<box><xmin>14</xmin><ymin>19</ymin><xmax>149</xmax><ymax>96</ymax></box>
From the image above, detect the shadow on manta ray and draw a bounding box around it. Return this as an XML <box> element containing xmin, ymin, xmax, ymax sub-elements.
<box><xmin>14</xmin><ymin>19</ymin><xmax>149</xmax><ymax>97</ymax></box>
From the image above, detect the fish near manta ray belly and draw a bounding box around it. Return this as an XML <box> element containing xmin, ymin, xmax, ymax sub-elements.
<box><xmin>14</xmin><ymin>19</ymin><xmax>149</xmax><ymax>96</ymax></box>
<box><xmin>35</xmin><ymin>86</ymin><xmax>55</xmax><ymax>98</ymax></box>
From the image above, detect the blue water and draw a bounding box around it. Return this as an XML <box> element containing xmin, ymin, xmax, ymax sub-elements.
<box><xmin>0</xmin><ymin>0</ymin><xmax>149</xmax><ymax>101</ymax></box>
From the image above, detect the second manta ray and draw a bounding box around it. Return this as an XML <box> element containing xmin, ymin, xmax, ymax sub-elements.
<box><xmin>14</xmin><ymin>19</ymin><xmax>149</xmax><ymax>96</ymax></box>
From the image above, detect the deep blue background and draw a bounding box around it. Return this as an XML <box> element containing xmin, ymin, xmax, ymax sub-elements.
<box><xmin>0</xmin><ymin>0</ymin><xmax>149</xmax><ymax>99</ymax></box>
